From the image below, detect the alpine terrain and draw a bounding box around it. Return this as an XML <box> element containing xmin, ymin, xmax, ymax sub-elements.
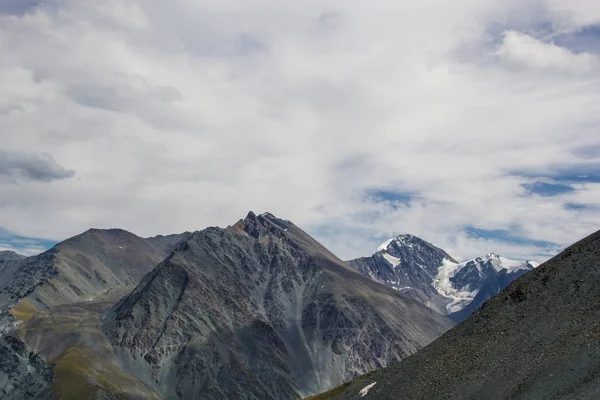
<box><xmin>310</xmin><ymin>228</ymin><xmax>600</xmax><ymax>400</ymax></box>
<box><xmin>347</xmin><ymin>234</ymin><xmax>535</xmax><ymax>321</ymax></box>
<box><xmin>0</xmin><ymin>213</ymin><xmax>453</xmax><ymax>399</ymax></box>
<box><xmin>102</xmin><ymin>212</ymin><xmax>453</xmax><ymax>399</ymax></box>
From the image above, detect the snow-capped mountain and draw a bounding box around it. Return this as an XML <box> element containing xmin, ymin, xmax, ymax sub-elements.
<box><xmin>347</xmin><ymin>235</ymin><xmax>457</xmax><ymax>315</ymax></box>
<box><xmin>434</xmin><ymin>253</ymin><xmax>534</xmax><ymax>322</ymax></box>
<box><xmin>347</xmin><ymin>235</ymin><xmax>536</xmax><ymax>322</ymax></box>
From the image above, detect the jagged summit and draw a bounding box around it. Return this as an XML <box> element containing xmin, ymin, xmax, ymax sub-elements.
<box><xmin>234</xmin><ymin>211</ymin><xmax>294</xmax><ymax>238</ymax></box>
<box><xmin>374</xmin><ymin>234</ymin><xmax>457</xmax><ymax>263</ymax></box>
<box><xmin>375</xmin><ymin>234</ymin><xmax>418</xmax><ymax>253</ymax></box>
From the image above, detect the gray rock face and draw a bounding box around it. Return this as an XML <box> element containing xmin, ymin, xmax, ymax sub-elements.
<box><xmin>313</xmin><ymin>229</ymin><xmax>600</xmax><ymax>400</ymax></box>
<box><xmin>0</xmin><ymin>252</ymin><xmax>57</xmax><ymax>309</ymax></box>
<box><xmin>347</xmin><ymin>236</ymin><xmax>534</xmax><ymax>322</ymax></box>
<box><xmin>103</xmin><ymin>213</ymin><xmax>453</xmax><ymax>399</ymax></box>
<box><xmin>0</xmin><ymin>309</ymin><xmax>52</xmax><ymax>400</ymax></box>
<box><xmin>0</xmin><ymin>331</ymin><xmax>52</xmax><ymax>400</ymax></box>
<box><xmin>0</xmin><ymin>251</ymin><xmax>25</xmax><ymax>262</ymax></box>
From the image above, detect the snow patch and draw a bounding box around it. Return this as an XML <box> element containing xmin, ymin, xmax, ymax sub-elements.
<box><xmin>359</xmin><ymin>382</ymin><xmax>377</xmax><ymax>397</ymax></box>
<box><xmin>433</xmin><ymin>258</ymin><xmax>478</xmax><ymax>314</ymax></box>
<box><xmin>382</xmin><ymin>253</ymin><xmax>401</xmax><ymax>268</ymax></box>
<box><xmin>434</xmin><ymin>254</ymin><xmax>533</xmax><ymax>313</ymax></box>
<box><xmin>498</xmin><ymin>256</ymin><xmax>531</xmax><ymax>272</ymax></box>
<box><xmin>376</xmin><ymin>238</ymin><xmax>394</xmax><ymax>253</ymax></box>
<box><xmin>485</xmin><ymin>254</ymin><xmax>531</xmax><ymax>272</ymax></box>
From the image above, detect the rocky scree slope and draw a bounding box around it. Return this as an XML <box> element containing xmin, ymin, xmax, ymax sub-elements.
<box><xmin>313</xmin><ymin>228</ymin><xmax>600</xmax><ymax>400</ymax></box>
<box><xmin>347</xmin><ymin>235</ymin><xmax>534</xmax><ymax>322</ymax></box>
<box><xmin>103</xmin><ymin>212</ymin><xmax>454</xmax><ymax>399</ymax></box>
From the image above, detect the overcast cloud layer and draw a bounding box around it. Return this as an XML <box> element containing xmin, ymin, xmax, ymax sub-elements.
<box><xmin>1</xmin><ymin>0</ymin><xmax>600</xmax><ymax>261</ymax></box>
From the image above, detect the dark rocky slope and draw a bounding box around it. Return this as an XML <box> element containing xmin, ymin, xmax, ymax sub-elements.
<box><xmin>103</xmin><ymin>212</ymin><xmax>454</xmax><ymax>399</ymax></box>
<box><xmin>312</xmin><ymin>229</ymin><xmax>600</xmax><ymax>400</ymax></box>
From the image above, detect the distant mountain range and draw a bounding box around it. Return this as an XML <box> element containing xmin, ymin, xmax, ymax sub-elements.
<box><xmin>0</xmin><ymin>212</ymin><xmax>453</xmax><ymax>399</ymax></box>
<box><xmin>310</xmin><ymin>229</ymin><xmax>600</xmax><ymax>400</ymax></box>
<box><xmin>347</xmin><ymin>234</ymin><xmax>535</xmax><ymax>322</ymax></box>
<box><xmin>0</xmin><ymin>251</ymin><xmax>26</xmax><ymax>262</ymax></box>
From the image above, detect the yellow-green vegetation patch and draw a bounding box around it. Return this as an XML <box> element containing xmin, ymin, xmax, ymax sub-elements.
<box><xmin>51</xmin><ymin>345</ymin><xmax>160</xmax><ymax>400</ymax></box>
<box><xmin>9</xmin><ymin>299</ymin><xmax>39</xmax><ymax>322</ymax></box>
<box><xmin>51</xmin><ymin>346</ymin><xmax>102</xmax><ymax>400</ymax></box>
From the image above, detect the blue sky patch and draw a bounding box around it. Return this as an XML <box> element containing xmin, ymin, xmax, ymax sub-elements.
<box><xmin>522</xmin><ymin>181</ymin><xmax>575</xmax><ymax>197</ymax></box>
<box><xmin>554</xmin><ymin>24</ymin><xmax>600</xmax><ymax>54</ymax></box>
<box><xmin>512</xmin><ymin>163</ymin><xmax>600</xmax><ymax>184</ymax></box>
<box><xmin>564</xmin><ymin>202</ymin><xmax>597</xmax><ymax>211</ymax></box>
<box><xmin>0</xmin><ymin>227</ymin><xmax>57</xmax><ymax>256</ymax></box>
<box><xmin>366</xmin><ymin>189</ymin><xmax>413</xmax><ymax>204</ymax></box>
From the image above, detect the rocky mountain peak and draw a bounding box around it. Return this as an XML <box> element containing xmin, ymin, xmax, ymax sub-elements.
<box><xmin>375</xmin><ymin>234</ymin><xmax>457</xmax><ymax>264</ymax></box>
<box><xmin>233</xmin><ymin>211</ymin><xmax>293</xmax><ymax>239</ymax></box>
<box><xmin>101</xmin><ymin>213</ymin><xmax>453</xmax><ymax>398</ymax></box>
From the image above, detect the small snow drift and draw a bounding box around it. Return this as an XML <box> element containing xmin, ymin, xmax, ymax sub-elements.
<box><xmin>359</xmin><ymin>382</ymin><xmax>376</xmax><ymax>397</ymax></box>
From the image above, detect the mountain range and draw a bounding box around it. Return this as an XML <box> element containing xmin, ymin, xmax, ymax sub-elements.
<box><xmin>0</xmin><ymin>212</ymin><xmax>454</xmax><ymax>399</ymax></box>
<box><xmin>5</xmin><ymin>211</ymin><xmax>588</xmax><ymax>400</ymax></box>
<box><xmin>310</xmin><ymin>228</ymin><xmax>600</xmax><ymax>400</ymax></box>
<box><xmin>347</xmin><ymin>234</ymin><xmax>535</xmax><ymax>322</ymax></box>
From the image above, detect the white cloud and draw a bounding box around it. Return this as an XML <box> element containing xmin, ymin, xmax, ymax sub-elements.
<box><xmin>1</xmin><ymin>0</ymin><xmax>600</xmax><ymax>262</ymax></box>
<box><xmin>495</xmin><ymin>30</ymin><xmax>597</xmax><ymax>73</ymax></box>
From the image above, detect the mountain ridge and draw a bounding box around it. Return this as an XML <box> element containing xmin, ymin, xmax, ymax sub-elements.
<box><xmin>0</xmin><ymin>228</ymin><xmax>193</xmax><ymax>399</ymax></box>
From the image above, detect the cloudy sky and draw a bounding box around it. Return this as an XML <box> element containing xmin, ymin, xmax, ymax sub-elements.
<box><xmin>1</xmin><ymin>0</ymin><xmax>599</xmax><ymax>261</ymax></box>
